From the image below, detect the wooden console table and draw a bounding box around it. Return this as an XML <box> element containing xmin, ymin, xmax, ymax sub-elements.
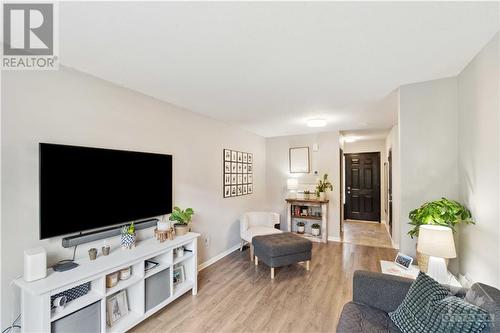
<box><xmin>286</xmin><ymin>199</ymin><xmax>328</xmax><ymax>243</ymax></box>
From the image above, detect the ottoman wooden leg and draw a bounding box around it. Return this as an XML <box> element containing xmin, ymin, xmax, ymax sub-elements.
<box><xmin>306</xmin><ymin>260</ymin><xmax>310</xmax><ymax>271</ymax></box>
<box><xmin>250</xmin><ymin>243</ymin><xmax>254</xmax><ymax>261</ymax></box>
<box><xmin>255</xmin><ymin>256</ymin><xmax>259</xmax><ymax>266</ymax></box>
<box><xmin>271</xmin><ymin>267</ymin><xmax>275</xmax><ymax>279</ymax></box>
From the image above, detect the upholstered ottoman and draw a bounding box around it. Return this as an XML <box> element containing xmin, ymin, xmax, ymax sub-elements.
<box><xmin>253</xmin><ymin>232</ymin><xmax>312</xmax><ymax>279</ymax></box>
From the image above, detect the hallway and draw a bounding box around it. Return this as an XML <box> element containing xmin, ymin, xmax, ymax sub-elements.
<box><xmin>342</xmin><ymin>220</ymin><xmax>393</xmax><ymax>248</ymax></box>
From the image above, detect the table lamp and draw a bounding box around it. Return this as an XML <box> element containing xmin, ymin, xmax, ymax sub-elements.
<box><xmin>417</xmin><ymin>225</ymin><xmax>456</xmax><ymax>284</ymax></box>
<box><xmin>287</xmin><ymin>178</ymin><xmax>298</xmax><ymax>199</ymax></box>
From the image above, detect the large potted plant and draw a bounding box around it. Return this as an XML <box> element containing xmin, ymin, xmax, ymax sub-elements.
<box><xmin>315</xmin><ymin>174</ymin><xmax>333</xmax><ymax>201</ymax></box>
<box><xmin>169</xmin><ymin>207</ymin><xmax>194</xmax><ymax>236</ymax></box>
<box><xmin>408</xmin><ymin>198</ymin><xmax>474</xmax><ymax>271</ymax></box>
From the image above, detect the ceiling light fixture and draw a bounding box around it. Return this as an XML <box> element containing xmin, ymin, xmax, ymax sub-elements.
<box><xmin>307</xmin><ymin>119</ymin><xmax>327</xmax><ymax>128</ymax></box>
<box><xmin>343</xmin><ymin>136</ymin><xmax>358</xmax><ymax>143</ymax></box>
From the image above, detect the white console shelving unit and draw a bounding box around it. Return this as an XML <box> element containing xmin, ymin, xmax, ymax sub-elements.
<box><xmin>286</xmin><ymin>199</ymin><xmax>328</xmax><ymax>243</ymax></box>
<box><xmin>14</xmin><ymin>232</ymin><xmax>200</xmax><ymax>333</ymax></box>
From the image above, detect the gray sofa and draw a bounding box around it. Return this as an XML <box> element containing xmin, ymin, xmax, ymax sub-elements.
<box><xmin>337</xmin><ymin>270</ymin><xmax>500</xmax><ymax>333</ymax></box>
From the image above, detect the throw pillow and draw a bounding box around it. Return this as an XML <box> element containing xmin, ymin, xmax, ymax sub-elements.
<box><xmin>389</xmin><ymin>272</ymin><xmax>489</xmax><ymax>333</ymax></box>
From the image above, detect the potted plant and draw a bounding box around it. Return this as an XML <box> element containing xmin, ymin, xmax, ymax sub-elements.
<box><xmin>311</xmin><ymin>223</ymin><xmax>321</xmax><ymax>236</ymax></box>
<box><xmin>304</xmin><ymin>190</ymin><xmax>311</xmax><ymax>200</ymax></box>
<box><xmin>120</xmin><ymin>223</ymin><xmax>136</xmax><ymax>249</ymax></box>
<box><xmin>408</xmin><ymin>198</ymin><xmax>474</xmax><ymax>271</ymax></box>
<box><xmin>169</xmin><ymin>206</ymin><xmax>194</xmax><ymax>236</ymax></box>
<box><xmin>297</xmin><ymin>221</ymin><xmax>305</xmax><ymax>234</ymax></box>
<box><xmin>315</xmin><ymin>174</ymin><xmax>333</xmax><ymax>201</ymax></box>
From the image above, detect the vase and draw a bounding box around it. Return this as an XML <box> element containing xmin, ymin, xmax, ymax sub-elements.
<box><xmin>174</xmin><ymin>224</ymin><xmax>189</xmax><ymax>236</ymax></box>
<box><xmin>311</xmin><ymin>228</ymin><xmax>320</xmax><ymax>236</ymax></box>
<box><xmin>121</xmin><ymin>232</ymin><xmax>136</xmax><ymax>249</ymax></box>
<box><xmin>319</xmin><ymin>192</ymin><xmax>326</xmax><ymax>201</ymax></box>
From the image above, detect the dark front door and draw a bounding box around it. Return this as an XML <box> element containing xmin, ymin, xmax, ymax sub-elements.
<box><xmin>345</xmin><ymin>152</ymin><xmax>381</xmax><ymax>222</ymax></box>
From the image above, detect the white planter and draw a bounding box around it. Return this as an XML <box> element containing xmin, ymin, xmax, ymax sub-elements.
<box><xmin>311</xmin><ymin>228</ymin><xmax>320</xmax><ymax>236</ymax></box>
<box><xmin>319</xmin><ymin>192</ymin><xmax>326</xmax><ymax>201</ymax></box>
<box><xmin>297</xmin><ymin>225</ymin><xmax>305</xmax><ymax>234</ymax></box>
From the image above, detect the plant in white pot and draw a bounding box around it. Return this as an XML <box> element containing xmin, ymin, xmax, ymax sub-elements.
<box><xmin>408</xmin><ymin>198</ymin><xmax>474</xmax><ymax>272</ymax></box>
<box><xmin>169</xmin><ymin>207</ymin><xmax>194</xmax><ymax>236</ymax></box>
<box><xmin>315</xmin><ymin>174</ymin><xmax>333</xmax><ymax>201</ymax></box>
<box><xmin>297</xmin><ymin>221</ymin><xmax>305</xmax><ymax>234</ymax></box>
<box><xmin>311</xmin><ymin>223</ymin><xmax>321</xmax><ymax>236</ymax></box>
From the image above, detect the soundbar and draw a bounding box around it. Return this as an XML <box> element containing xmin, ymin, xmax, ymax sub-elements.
<box><xmin>61</xmin><ymin>218</ymin><xmax>159</xmax><ymax>248</ymax></box>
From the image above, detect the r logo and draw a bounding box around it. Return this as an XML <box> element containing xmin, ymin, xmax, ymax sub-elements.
<box><xmin>3</xmin><ymin>3</ymin><xmax>53</xmax><ymax>56</ymax></box>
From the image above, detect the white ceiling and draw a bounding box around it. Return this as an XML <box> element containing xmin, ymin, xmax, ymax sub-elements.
<box><xmin>59</xmin><ymin>1</ymin><xmax>499</xmax><ymax>137</ymax></box>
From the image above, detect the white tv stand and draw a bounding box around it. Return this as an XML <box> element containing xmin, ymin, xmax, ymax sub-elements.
<box><xmin>14</xmin><ymin>232</ymin><xmax>200</xmax><ymax>333</ymax></box>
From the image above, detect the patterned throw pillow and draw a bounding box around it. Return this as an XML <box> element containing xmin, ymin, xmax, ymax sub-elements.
<box><xmin>389</xmin><ymin>272</ymin><xmax>489</xmax><ymax>333</ymax></box>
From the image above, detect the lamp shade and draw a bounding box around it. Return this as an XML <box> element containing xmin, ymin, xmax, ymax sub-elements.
<box><xmin>417</xmin><ymin>225</ymin><xmax>456</xmax><ymax>259</ymax></box>
<box><xmin>287</xmin><ymin>178</ymin><xmax>298</xmax><ymax>190</ymax></box>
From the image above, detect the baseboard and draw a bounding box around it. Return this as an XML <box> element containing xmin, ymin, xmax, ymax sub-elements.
<box><xmin>198</xmin><ymin>243</ymin><xmax>240</xmax><ymax>271</ymax></box>
<box><xmin>328</xmin><ymin>236</ymin><xmax>341</xmax><ymax>242</ymax></box>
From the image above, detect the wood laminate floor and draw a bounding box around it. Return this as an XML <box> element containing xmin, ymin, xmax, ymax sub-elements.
<box><xmin>130</xmin><ymin>241</ymin><xmax>397</xmax><ymax>333</ymax></box>
<box><xmin>342</xmin><ymin>220</ymin><xmax>394</xmax><ymax>249</ymax></box>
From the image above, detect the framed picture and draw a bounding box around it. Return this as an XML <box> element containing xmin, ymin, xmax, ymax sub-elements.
<box><xmin>173</xmin><ymin>265</ymin><xmax>185</xmax><ymax>286</ymax></box>
<box><xmin>224</xmin><ymin>162</ymin><xmax>231</xmax><ymax>173</ymax></box>
<box><xmin>106</xmin><ymin>290</ymin><xmax>129</xmax><ymax>327</ymax></box>
<box><xmin>394</xmin><ymin>252</ymin><xmax>413</xmax><ymax>270</ymax></box>
<box><xmin>224</xmin><ymin>148</ymin><xmax>253</xmax><ymax>198</ymax></box>
<box><xmin>243</xmin><ymin>174</ymin><xmax>248</xmax><ymax>183</ymax></box>
<box><xmin>248</xmin><ymin>164</ymin><xmax>253</xmax><ymax>173</ymax></box>
<box><xmin>224</xmin><ymin>149</ymin><xmax>231</xmax><ymax>161</ymax></box>
<box><xmin>243</xmin><ymin>164</ymin><xmax>248</xmax><ymax>173</ymax></box>
<box><xmin>248</xmin><ymin>174</ymin><xmax>253</xmax><ymax>183</ymax></box>
<box><xmin>231</xmin><ymin>150</ymin><xmax>237</xmax><ymax>161</ymax></box>
<box><xmin>231</xmin><ymin>185</ymin><xmax>237</xmax><ymax>196</ymax></box>
<box><xmin>231</xmin><ymin>162</ymin><xmax>237</xmax><ymax>173</ymax></box>
<box><xmin>248</xmin><ymin>184</ymin><xmax>253</xmax><ymax>193</ymax></box>
<box><xmin>237</xmin><ymin>174</ymin><xmax>242</xmax><ymax>184</ymax></box>
<box><xmin>243</xmin><ymin>184</ymin><xmax>248</xmax><ymax>195</ymax></box>
<box><xmin>237</xmin><ymin>185</ymin><xmax>243</xmax><ymax>196</ymax></box>
<box><xmin>224</xmin><ymin>186</ymin><xmax>231</xmax><ymax>198</ymax></box>
<box><xmin>243</xmin><ymin>153</ymin><xmax>248</xmax><ymax>163</ymax></box>
<box><xmin>231</xmin><ymin>174</ymin><xmax>237</xmax><ymax>184</ymax></box>
<box><xmin>237</xmin><ymin>152</ymin><xmax>243</xmax><ymax>162</ymax></box>
<box><xmin>224</xmin><ymin>174</ymin><xmax>231</xmax><ymax>185</ymax></box>
<box><xmin>237</xmin><ymin>163</ymin><xmax>243</xmax><ymax>173</ymax></box>
<box><xmin>289</xmin><ymin>147</ymin><xmax>310</xmax><ymax>173</ymax></box>
<box><xmin>248</xmin><ymin>153</ymin><xmax>253</xmax><ymax>163</ymax></box>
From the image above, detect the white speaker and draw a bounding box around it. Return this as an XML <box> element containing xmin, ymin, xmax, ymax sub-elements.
<box><xmin>24</xmin><ymin>247</ymin><xmax>47</xmax><ymax>282</ymax></box>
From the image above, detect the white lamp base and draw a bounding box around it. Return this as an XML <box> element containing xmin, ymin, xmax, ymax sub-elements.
<box><xmin>287</xmin><ymin>191</ymin><xmax>297</xmax><ymax>199</ymax></box>
<box><xmin>427</xmin><ymin>256</ymin><xmax>448</xmax><ymax>284</ymax></box>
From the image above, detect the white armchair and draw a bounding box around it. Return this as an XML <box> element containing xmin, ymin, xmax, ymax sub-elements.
<box><xmin>240</xmin><ymin>211</ymin><xmax>282</xmax><ymax>260</ymax></box>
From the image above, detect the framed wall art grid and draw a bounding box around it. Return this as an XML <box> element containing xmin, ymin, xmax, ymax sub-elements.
<box><xmin>223</xmin><ymin>149</ymin><xmax>253</xmax><ymax>198</ymax></box>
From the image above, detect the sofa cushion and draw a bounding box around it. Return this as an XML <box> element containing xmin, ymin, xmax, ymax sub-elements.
<box><xmin>337</xmin><ymin>302</ymin><xmax>402</xmax><ymax>333</ymax></box>
<box><xmin>389</xmin><ymin>272</ymin><xmax>450</xmax><ymax>332</ymax></box>
<box><xmin>465</xmin><ymin>282</ymin><xmax>500</xmax><ymax>333</ymax></box>
<box><xmin>241</xmin><ymin>226</ymin><xmax>282</xmax><ymax>243</ymax></box>
<box><xmin>253</xmin><ymin>232</ymin><xmax>312</xmax><ymax>257</ymax></box>
<box><xmin>390</xmin><ymin>272</ymin><xmax>489</xmax><ymax>333</ymax></box>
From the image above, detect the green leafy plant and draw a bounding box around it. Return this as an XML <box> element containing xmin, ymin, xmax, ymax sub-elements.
<box><xmin>315</xmin><ymin>174</ymin><xmax>333</xmax><ymax>196</ymax></box>
<box><xmin>169</xmin><ymin>207</ymin><xmax>195</xmax><ymax>226</ymax></box>
<box><xmin>408</xmin><ymin>198</ymin><xmax>474</xmax><ymax>238</ymax></box>
<box><xmin>121</xmin><ymin>222</ymin><xmax>135</xmax><ymax>235</ymax></box>
<box><xmin>297</xmin><ymin>221</ymin><xmax>305</xmax><ymax>227</ymax></box>
<box><xmin>311</xmin><ymin>223</ymin><xmax>320</xmax><ymax>229</ymax></box>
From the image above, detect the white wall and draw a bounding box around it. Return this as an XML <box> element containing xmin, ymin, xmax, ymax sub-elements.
<box><xmin>1</xmin><ymin>67</ymin><xmax>267</xmax><ymax>326</ymax></box>
<box><xmin>343</xmin><ymin>139</ymin><xmax>387</xmax><ymax>224</ymax></box>
<box><xmin>398</xmin><ymin>77</ymin><xmax>459</xmax><ymax>257</ymax></box>
<box><xmin>266</xmin><ymin>132</ymin><xmax>341</xmax><ymax>240</ymax></box>
<box><xmin>457</xmin><ymin>33</ymin><xmax>500</xmax><ymax>287</ymax></box>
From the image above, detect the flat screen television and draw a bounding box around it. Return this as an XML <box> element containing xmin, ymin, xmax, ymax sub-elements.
<box><xmin>39</xmin><ymin>143</ymin><xmax>173</xmax><ymax>239</ymax></box>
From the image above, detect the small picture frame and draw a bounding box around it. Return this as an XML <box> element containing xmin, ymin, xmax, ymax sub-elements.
<box><xmin>231</xmin><ymin>162</ymin><xmax>237</xmax><ymax>173</ymax></box>
<box><xmin>224</xmin><ymin>174</ymin><xmax>231</xmax><ymax>185</ymax></box>
<box><xmin>248</xmin><ymin>174</ymin><xmax>253</xmax><ymax>183</ymax></box>
<box><xmin>243</xmin><ymin>153</ymin><xmax>248</xmax><ymax>163</ymax></box>
<box><xmin>243</xmin><ymin>174</ymin><xmax>248</xmax><ymax>183</ymax></box>
<box><xmin>173</xmin><ymin>265</ymin><xmax>185</xmax><ymax>286</ymax></box>
<box><xmin>231</xmin><ymin>174</ymin><xmax>237</xmax><ymax>185</ymax></box>
<box><xmin>237</xmin><ymin>163</ymin><xmax>243</xmax><ymax>173</ymax></box>
<box><xmin>243</xmin><ymin>184</ymin><xmax>248</xmax><ymax>194</ymax></box>
<box><xmin>243</xmin><ymin>164</ymin><xmax>248</xmax><ymax>173</ymax></box>
<box><xmin>231</xmin><ymin>150</ymin><xmax>237</xmax><ymax>162</ymax></box>
<box><xmin>247</xmin><ymin>184</ymin><xmax>253</xmax><ymax>193</ymax></box>
<box><xmin>237</xmin><ymin>152</ymin><xmax>243</xmax><ymax>162</ymax></box>
<box><xmin>224</xmin><ymin>149</ymin><xmax>231</xmax><ymax>162</ymax></box>
<box><xmin>224</xmin><ymin>162</ymin><xmax>231</xmax><ymax>174</ymax></box>
<box><xmin>394</xmin><ymin>252</ymin><xmax>413</xmax><ymax>270</ymax></box>
<box><xmin>106</xmin><ymin>290</ymin><xmax>129</xmax><ymax>327</ymax></box>
<box><xmin>248</xmin><ymin>164</ymin><xmax>253</xmax><ymax>173</ymax></box>
<box><xmin>248</xmin><ymin>153</ymin><xmax>253</xmax><ymax>163</ymax></box>
<box><xmin>237</xmin><ymin>185</ymin><xmax>243</xmax><ymax>196</ymax></box>
<box><xmin>224</xmin><ymin>186</ymin><xmax>231</xmax><ymax>198</ymax></box>
<box><xmin>237</xmin><ymin>174</ymin><xmax>243</xmax><ymax>184</ymax></box>
<box><xmin>231</xmin><ymin>185</ymin><xmax>237</xmax><ymax>196</ymax></box>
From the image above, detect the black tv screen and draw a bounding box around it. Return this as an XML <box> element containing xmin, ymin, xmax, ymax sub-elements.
<box><xmin>39</xmin><ymin>143</ymin><xmax>173</xmax><ymax>239</ymax></box>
